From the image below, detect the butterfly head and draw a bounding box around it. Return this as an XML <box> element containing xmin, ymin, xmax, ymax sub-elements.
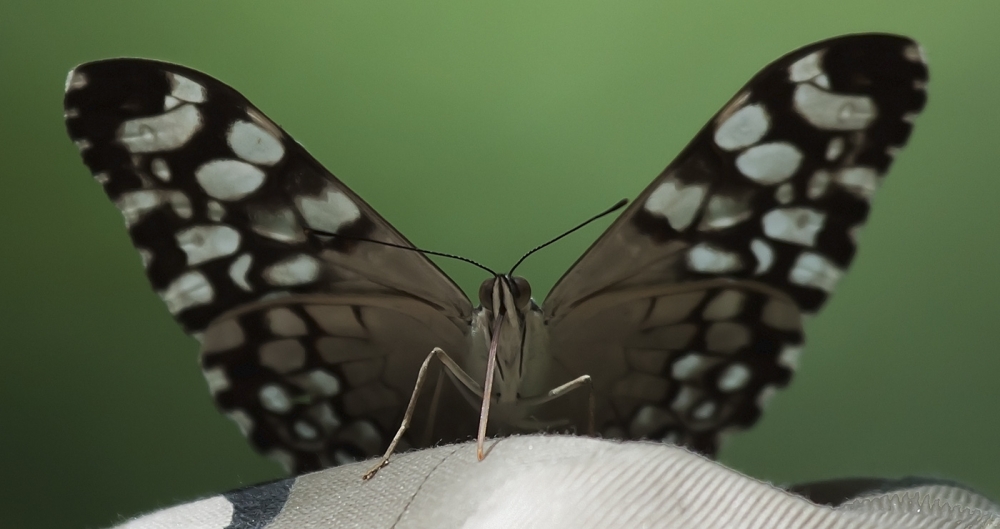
<box><xmin>478</xmin><ymin>275</ymin><xmax>532</xmax><ymax>316</ymax></box>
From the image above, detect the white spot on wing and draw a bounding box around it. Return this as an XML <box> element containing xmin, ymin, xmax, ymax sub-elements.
<box><xmin>903</xmin><ymin>44</ymin><xmax>927</xmax><ymax>63</ymax></box>
<box><xmin>698</xmin><ymin>193</ymin><xmax>752</xmax><ymax>231</ymax></box>
<box><xmin>750</xmin><ymin>238</ymin><xmax>774</xmax><ymax>275</ymax></box>
<box><xmin>762</xmin><ymin>207</ymin><xmax>826</xmax><ymax>247</ymax></box>
<box><xmin>263</xmin><ymin>254</ymin><xmax>320</xmax><ymax>286</ymax></box>
<box><xmin>793</xmin><ymin>84</ymin><xmax>876</xmax><ymax>131</ymax></box>
<box><xmin>116</xmin><ymin>190</ymin><xmax>192</xmax><ymax>227</ymax></box>
<box><xmin>296</xmin><ymin>189</ymin><xmax>360</xmax><ymax>234</ymax></box>
<box><xmin>150</xmin><ymin>158</ymin><xmax>171</xmax><ymax>181</ymax></box>
<box><xmin>167</xmin><ymin>72</ymin><xmax>207</xmax><ymax>103</ymax></box>
<box><xmin>789</xmin><ymin>252</ymin><xmax>842</xmax><ymax>292</ymax></box>
<box><xmin>65</xmin><ymin>69</ymin><xmax>88</xmax><ymax>91</ymax></box>
<box><xmin>834</xmin><ymin>166</ymin><xmax>881</xmax><ymax>199</ymax></box>
<box><xmin>163</xmin><ymin>95</ymin><xmax>181</xmax><ymax>111</ymax></box>
<box><xmin>775</xmin><ymin>183</ymin><xmax>793</xmax><ymax>204</ymax></box>
<box><xmin>202</xmin><ymin>367</ymin><xmax>230</xmax><ymax>395</ymax></box>
<box><xmin>118</xmin><ymin>104</ymin><xmax>203</xmax><ymax>153</ymax></box>
<box><xmin>159</xmin><ymin>271</ymin><xmax>214</xmax><ymax>315</ymax></box>
<box><xmin>807</xmin><ymin>170</ymin><xmax>831</xmax><ymax>200</ymax></box>
<box><xmin>195</xmin><ymin>159</ymin><xmax>266</xmax><ymax>201</ymax></box>
<box><xmin>249</xmin><ymin>207</ymin><xmax>306</xmax><ymax>243</ymax></box>
<box><xmin>227</xmin><ymin>409</ymin><xmax>254</xmax><ymax>436</ymax></box>
<box><xmin>74</xmin><ymin>138</ymin><xmax>91</xmax><ymax>152</ymax></box>
<box><xmin>207</xmin><ymin>200</ymin><xmax>226</xmax><ymax>222</ymax></box>
<box><xmin>671</xmin><ymin>354</ymin><xmax>706</xmax><ymax>380</ymax></box>
<box><xmin>671</xmin><ymin>386</ymin><xmax>697</xmax><ymax>413</ymax></box>
<box><xmin>778</xmin><ymin>345</ymin><xmax>802</xmax><ymax>370</ymax></box>
<box><xmin>304</xmin><ymin>370</ymin><xmax>341</xmax><ymax>396</ymax></box>
<box><xmin>259</xmin><ymin>384</ymin><xmax>292</xmax><ymax>413</ymax></box>
<box><xmin>788</xmin><ymin>51</ymin><xmax>823</xmax><ymax>83</ymax></box>
<box><xmin>686</xmin><ymin>243</ymin><xmax>742</xmax><ymax>273</ymax></box>
<box><xmin>756</xmin><ymin>385</ymin><xmax>778</xmax><ymax>409</ymax></box>
<box><xmin>228</xmin><ymin>253</ymin><xmax>253</xmax><ymax>291</ymax></box>
<box><xmin>825</xmin><ymin>137</ymin><xmax>844</xmax><ymax>161</ymax></box>
<box><xmin>692</xmin><ymin>401</ymin><xmax>716</xmax><ymax>420</ymax></box>
<box><xmin>137</xmin><ymin>248</ymin><xmax>153</xmax><ymax>269</ymax></box>
<box><xmin>175</xmin><ymin>225</ymin><xmax>241</xmax><ymax>265</ymax></box>
<box><xmin>714</xmin><ymin>104</ymin><xmax>770</xmax><ymax>151</ymax></box>
<box><xmin>227</xmin><ymin>120</ymin><xmax>285</xmax><ymax>165</ymax></box>
<box><xmin>294</xmin><ymin>421</ymin><xmax>319</xmax><ymax>440</ymax></box>
<box><xmin>643</xmin><ymin>178</ymin><xmax>707</xmax><ymax>231</ymax></box>
<box><xmin>735</xmin><ymin>142</ymin><xmax>803</xmax><ymax>185</ymax></box>
<box><xmin>718</xmin><ymin>363</ymin><xmax>751</xmax><ymax>392</ymax></box>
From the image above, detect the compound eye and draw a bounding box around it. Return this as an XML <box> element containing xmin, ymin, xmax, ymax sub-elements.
<box><xmin>478</xmin><ymin>277</ymin><xmax>496</xmax><ymax>312</ymax></box>
<box><xmin>512</xmin><ymin>276</ymin><xmax>532</xmax><ymax>310</ymax></box>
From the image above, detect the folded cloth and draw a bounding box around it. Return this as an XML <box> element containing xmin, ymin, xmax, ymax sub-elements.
<box><xmin>111</xmin><ymin>434</ymin><xmax>999</xmax><ymax>529</ymax></box>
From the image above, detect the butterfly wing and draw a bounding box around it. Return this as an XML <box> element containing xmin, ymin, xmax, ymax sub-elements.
<box><xmin>199</xmin><ymin>294</ymin><xmax>474</xmax><ymax>473</ymax></box>
<box><xmin>64</xmin><ymin>59</ymin><xmax>474</xmax><ymax>472</ymax></box>
<box><xmin>543</xmin><ymin>34</ymin><xmax>928</xmax><ymax>454</ymax></box>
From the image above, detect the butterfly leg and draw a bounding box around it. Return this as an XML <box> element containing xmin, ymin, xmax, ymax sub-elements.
<box><xmin>363</xmin><ymin>347</ymin><xmax>484</xmax><ymax>480</ymax></box>
<box><xmin>518</xmin><ymin>375</ymin><xmax>595</xmax><ymax>436</ymax></box>
<box><xmin>419</xmin><ymin>373</ymin><xmax>447</xmax><ymax>447</ymax></box>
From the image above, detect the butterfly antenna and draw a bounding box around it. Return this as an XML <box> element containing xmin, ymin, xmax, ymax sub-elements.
<box><xmin>508</xmin><ymin>198</ymin><xmax>628</xmax><ymax>276</ymax></box>
<box><xmin>306</xmin><ymin>229</ymin><xmax>499</xmax><ymax>277</ymax></box>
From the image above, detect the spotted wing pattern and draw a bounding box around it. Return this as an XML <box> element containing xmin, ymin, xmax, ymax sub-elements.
<box><xmin>544</xmin><ymin>34</ymin><xmax>928</xmax><ymax>453</ymax></box>
<box><xmin>63</xmin><ymin>59</ymin><xmax>471</xmax><ymax>337</ymax></box>
<box><xmin>200</xmin><ymin>294</ymin><xmax>473</xmax><ymax>472</ymax></box>
<box><xmin>64</xmin><ymin>60</ymin><xmax>474</xmax><ymax>473</ymax></box>
<box><xmin>63</xmin><ymin>34</ymin><xmax>928</xmax><ymax>473</ymax></box>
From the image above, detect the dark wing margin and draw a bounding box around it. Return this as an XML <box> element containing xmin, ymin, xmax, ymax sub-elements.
<box><xmin>63</xmin><ymin>59</ymin><xmax>471</xmax><ymax>339</ymax></box>
<box><xmin>544</xmin><ymin>34</ymin><xmax>928</xmax><ymax>455</ymax></box>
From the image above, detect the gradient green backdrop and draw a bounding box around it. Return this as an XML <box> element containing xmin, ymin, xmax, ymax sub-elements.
<box><xmin>2</xmin><ymin>2</ymin><xmax>998</xmax><ymax>527</ymax></box>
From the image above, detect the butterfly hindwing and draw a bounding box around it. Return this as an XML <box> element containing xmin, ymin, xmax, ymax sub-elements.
<box><xmin>545</xmin><ymin>34</ymin><xmax>928</xmax><ymax>450</ymax></box>
<box><xmin>201</xmin><ymin>294</ymin><xmax>472</xmax><ymax>473</ymax></box>
<box><xmin>549</xmin><ymin>282</ymin><xmax>802</xmax><ymax>454</ymax></box>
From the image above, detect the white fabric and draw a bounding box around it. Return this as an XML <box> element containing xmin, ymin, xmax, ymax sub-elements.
<box><xmin>114</xmin><ymin>435</ymin><xmax>1000</xmax><ymax>529</ymax></box>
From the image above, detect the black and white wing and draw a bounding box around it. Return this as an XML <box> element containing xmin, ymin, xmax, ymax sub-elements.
<box><xmin>543</xmin><ymin>34</ymin><xmax>928</xmax><ymax>455</ymax></box>
<box><xmin>64</xmin><ymin>60</ymin><xmax>475</xmax><ymax>473</ymax></box>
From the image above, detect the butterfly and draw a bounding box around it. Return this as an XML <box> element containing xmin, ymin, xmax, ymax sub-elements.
<box><xmin>64</xmin><ymin>33</ymin><xmax>927</xmax><ymax>475</ymax></box>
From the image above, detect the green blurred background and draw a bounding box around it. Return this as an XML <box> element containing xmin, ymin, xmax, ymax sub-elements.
<box><xmin>2</xmin><ymin>1</ymin><xmax>998</xmax><ymax>527</ymax></box>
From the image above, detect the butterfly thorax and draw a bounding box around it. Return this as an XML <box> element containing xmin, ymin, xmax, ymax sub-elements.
<box><xmin>468</xmin><ymin>276</ymin><xmax>552</xmax><ymax>427</ymax></box>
